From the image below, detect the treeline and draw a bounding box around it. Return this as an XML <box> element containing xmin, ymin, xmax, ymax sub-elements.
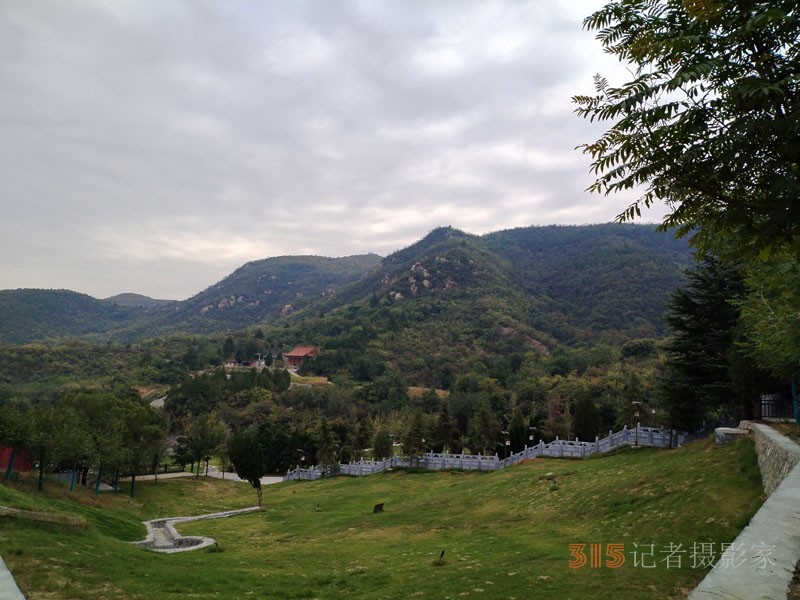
<box><xmin>659</xmin><ymin>256</ymin><xmax>792</xmax><ymax>430</ymax></box>
<box><xmin>0</xmin><ymin>389</ymin><xmax>166</xmax><ymax>496</ymax></box>
<box><xmin>152</xmin><ymin>342</ymin><xmax>663</xmax><ymax>475</ymax></box>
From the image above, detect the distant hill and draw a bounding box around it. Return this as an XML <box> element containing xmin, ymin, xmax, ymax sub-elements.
<box><xmin>0</xmin><ymin>254</ymin><xmax>383</xmax><ymax>343</ymax></box>
<box><xmin>0</xmin><ymin>226</ymin><xmax>692</xmax><ymax>346</ymax></box>
<box><xmin>104</xmin><ymin>293</ymin><xmax>175</xmax><ymax>309</ymax></box>
<box><xmin>133</xmin><ymin>254</ymin><xmax>384</xmax><ymax>337</ymax></box>
<box><xmin>0</xmin><ymin>289</ymin><xmax>146</xmax><ymax>344</ymax></box>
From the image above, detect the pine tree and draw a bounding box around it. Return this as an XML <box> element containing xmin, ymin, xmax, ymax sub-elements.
<box><xmin>467</xmin><ymin>399</ymin><xmax>499</xmax><ymax>454</ymax></box>
<box><xmin>403</xmin><ymin>410</ymin><xmax>427</xmax><ymax>467</ymax></box>
<box><xmin>572</xmin><ymin>396</ymin><xmax>600</xmax><ymax>442</ymax></box>
<box><xmin>660</xmin><ymin>257</ymin><xmax>748</xmax><ymax>429</ymax></box>
<box><xmin>507</xmin><ymin>409</ymin><xmax>528</xmax><ymax>453</ymax></box>
<box><xmin>434</xmin><ymin>398</ymin><xmax>457</xmax><ymax>452</ymax></box>
<box><xmin>316</xmin><ymin>417</ymin><xmax>340</xmax><ymax>476</ymax></box>
<box><xmin>373</xmin><ymin>429</ymin><xmax>392</xmax><ymax>460</ymax></box>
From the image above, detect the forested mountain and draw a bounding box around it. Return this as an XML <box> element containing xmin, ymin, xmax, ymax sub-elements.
<box><xmin>483</xmin><ymin>224</ymin><xmax>692</xmax><ymax>341</ymax></box>
<box><xmin>0</xmin><ymin>255</ymin><xmax>383</xmax><ymax>343</ymax></box>
<box><xmin>279</xmin><ymin>224</ymin><xmax>692</xmax><ymax>387</ymax></box>
<box><xmin>309</xmin><ymin>224</ymin><xmax>691</xmax><ymax>342</ymax></box>
<box><xmin>0</xmin><ymin>289</ymin><xmax>150</xmax><ymax>344</ymax></box>
<box><xmin>123</xmin><ymin>254</ymin><xmax>384</xmax><ymax>338</ymax></box>
<box><xmin>0</xmin><ymin>225</ymin><xmax>691</xmax><ymax>345</ymax></box>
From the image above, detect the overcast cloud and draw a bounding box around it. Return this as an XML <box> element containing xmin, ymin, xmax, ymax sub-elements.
<box><xmin>0</xmin><ymin>0</ymin><xmax>664</xmax><ymax>300</ymax></box>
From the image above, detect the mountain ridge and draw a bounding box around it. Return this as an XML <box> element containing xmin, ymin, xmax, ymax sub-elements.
<box><xmin>0</xmin><ymin>225</ymin><xmax>692</xmax><ymax>345</ymax></box>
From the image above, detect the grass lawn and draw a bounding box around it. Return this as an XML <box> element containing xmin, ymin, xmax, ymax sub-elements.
<box><xmin>0</xmin><ymin>438</ymin><xmax>763</xmax><ymax>599</ymax></box>
<box><xmin>290</xmin><ymin>374</ymin><xmax>330</xmax><ymax>386</ymax></box>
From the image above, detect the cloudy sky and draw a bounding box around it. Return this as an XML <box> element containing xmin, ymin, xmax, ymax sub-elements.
<box><xmin>0</xmin><ymin>0</ymin><xmax>664</xmax><ymax>300</ymax></box>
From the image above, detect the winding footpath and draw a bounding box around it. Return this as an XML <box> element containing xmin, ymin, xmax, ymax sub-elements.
<box><xmin>134</xmin><ymin>506</ymin><xmax>262</xmax><ymax>553</ymax></box>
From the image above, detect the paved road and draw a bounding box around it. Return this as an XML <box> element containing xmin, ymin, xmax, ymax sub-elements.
<box><xmin>126</xmin><ymin>468</ymin><xmax>283</xmax><ymax>486</ymax></box>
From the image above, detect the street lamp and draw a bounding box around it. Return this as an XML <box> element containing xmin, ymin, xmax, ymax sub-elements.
<box><xmin>632</xmin><ymin>402</ymin><xmax>642</xmax><ymax>447</ymax></box>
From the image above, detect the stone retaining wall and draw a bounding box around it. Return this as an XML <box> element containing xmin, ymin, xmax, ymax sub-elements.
<box><xmin>741</xmin><ymin>421</ymin><xmax>800</xmax><ymax>497</ymax></box>
<box><xmin>689</xmin><ymin>422</ymin><xmax>800</xmax><ymax>599</ymax></box>
<box><xmin>0</xmin><ymin>505</ymin><xmax>87</xmax><ymax>529</ymax></box>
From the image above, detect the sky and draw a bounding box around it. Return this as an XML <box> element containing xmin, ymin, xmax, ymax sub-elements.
<box><xmin>0</xmin><ymin>0</ymin><xmax>665</xmax><ymax>300</ymax></box>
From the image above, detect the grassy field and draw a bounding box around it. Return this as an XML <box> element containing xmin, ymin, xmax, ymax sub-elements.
<box><xmin>0</xmin><ymin>438</ymin><xmax>763</xmax><ymax>600</ymax></box>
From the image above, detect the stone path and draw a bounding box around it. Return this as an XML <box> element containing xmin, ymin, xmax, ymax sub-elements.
<box><xmin>133</xmin><ymin>506</ymin><xmax>262</xmax><ymax>553</ymax></box>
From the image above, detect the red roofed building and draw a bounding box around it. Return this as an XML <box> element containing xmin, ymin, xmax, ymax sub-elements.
<box><xmin>283</xmin><ymin>346</ymin><xmax>319</xmax><ymax>369</ymax></box>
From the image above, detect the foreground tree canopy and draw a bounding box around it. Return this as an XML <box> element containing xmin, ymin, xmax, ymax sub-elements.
<box><xmin>575</xmin><ymin>0</ymin><xmax>800</xmax><ymax>258</ymax></box>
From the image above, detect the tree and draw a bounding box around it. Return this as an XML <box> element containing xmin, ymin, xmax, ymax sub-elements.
<box><xmin>185</xmin><ymin>412</ymin><xmax>229</xmax><ymax>479</ymax></box>
<box><xmin>573</xmin><ymin>396</ymin><xmax>601</xmax><ymax>442</ymax></box>
<box><xmin>351</xmin><ymin>419</ymin><xmax>372</xmax><ymax>461</ymax></box>
<box><xmin>467</xmin><ymin>399</ymin><xmax>499</xmax><ymax>454</ymax></box>
<box><xmin>60</xmin><ymin>390</ymin><xmax>128</xmax><ymax>496</ymax></box>
<box><xmin>228</xmin><ymin>430</ymin><xmax>266</xmax><ymax>507</ymax></box>
<box><xmin>403</xmin><ymin>410</ymin><xmax>427</xmax><ymax>467</ymax></box>
<box><xmin>660</xmin><ymin>257</ymin><xmax>778</xmax><ymax>429</ymax></box>
<box><xmin>738</xmin><ymin>249</ymin><xmax>800</xmax><ymax>380</ymax></box>
<box><xmin>543</xmin><ymin>390</ymin><xmax>571</xmax><ymax>442</ymax></box>
<box><xmin>28</xmin><ymin>406</ymin><xmax>60</xmax><ymax>492</ymax></box>
<box><xmin>172</xmin><ymin>436</ymin><xmax>192</xmax><ymax>471</ymax></box>
<box><xmin>575</xmin><ymin>1</ymin><xmax>800</xmax><ymax>258</ymax></box>
<box><xmin>120</xmin><ymin>402</ymin><xmax>167</xmax><ymax>497</ymax></box>
<box><xmin>222</xmin><ymin>336</ymin><xmax>236</xmax><ymax>358</ymax></box>
<box><xmin>507</xmin><ymin>409</ymin><xmax>528</xmax><ymax>453</ymax></box>
<box><xmin>272</xmin><ymin>369</ymin><xmax>292</xmax><ymax>393</ymax></box>
<box><xmin>433</xmin><ymin>398</ymin><xmax>458</xmax><ymax>453</ymax></box>
<box><xmin>373</xmin><ymin>429</ymin><xmax>392</xmax><ymax>460</ymax></box>
<box><xmin>661</xmin><ymin>257</ymin><xmax>742</xmax><ymax>430</ymax></box>
<box><xmin>315</xmin><ymin>417</ymin><xmax>339</xmax><ymax>476</ymax></box>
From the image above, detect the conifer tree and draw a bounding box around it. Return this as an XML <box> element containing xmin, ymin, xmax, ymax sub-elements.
<box><xmin>434</xmin><ymin>398</ymin><xmax>458</xmax><ymax>453</ymax></box>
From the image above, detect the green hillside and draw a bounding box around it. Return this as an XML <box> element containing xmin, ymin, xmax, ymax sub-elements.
<box><xmin>0</xmin><ymin>225</ymin><xmax>690</xmax><ymax>345</ymax></box>
<box><xmin>0</xmin><ymin>224</ymin><xmax>694</xmax><ymax>413</ymax></box>
<box><xmin>0</xmin><ymin>254</ymin><xmax>383</xmax><ymax>343</ymax></box>
<box><xmin>0</xmin><ymin>290</ymin><xmax>149</xmax><ymax>344</ymax></box>
<box><xmin>159</xmin><ymin>253</ymin><xmax>383</xmax><ymax>333</ymax></box>
<box><xmin>0</xmin><ymin>438</ymin><xmax>762</xmax><ymax>599</ymax></box>
<box><xmin>103</xmin><ymin>294</ymin><xmax>175</xmax><ymax>309</ymax></box>
<box><xmin>484</xmin><ymin>224</ymin><xmax>691</xmax><ymax>341</ymax></box>
<box><xmin>280</xmin><ymin>224</ymin><xmax>691</xmax><ymax>386</ymax></box>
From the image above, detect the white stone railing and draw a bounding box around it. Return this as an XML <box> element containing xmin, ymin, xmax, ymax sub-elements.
<box><xmin>284</xmin><ymin>425</ymin><xmax>684</xmax><ymax>482</ymax></box>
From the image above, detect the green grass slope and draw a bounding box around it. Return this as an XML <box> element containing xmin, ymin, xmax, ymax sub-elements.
<box><xmin>1</xmin><ymin>439</ymin><xmax>762</xmax><ymax>600</ymax></box>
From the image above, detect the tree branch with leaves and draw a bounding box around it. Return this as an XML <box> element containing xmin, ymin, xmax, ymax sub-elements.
<box><xmin>575</xmin><ymin>0</ymin><xmax>800</xmax><ymax>259</ymax></box>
